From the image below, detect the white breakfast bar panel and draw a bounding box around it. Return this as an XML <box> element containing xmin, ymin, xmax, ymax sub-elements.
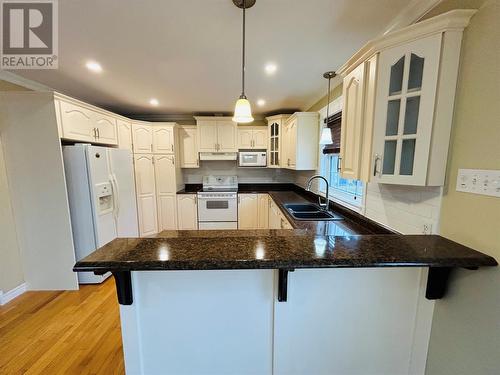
<box><xmin>118</xmin><ymin>268</ymin><xmax>432</xmax><ymax>375</ymax></box>
<box><xmin>120</xmin><ymin>270</ymin><xmax>275</xmax><ymax>375</ymax></box>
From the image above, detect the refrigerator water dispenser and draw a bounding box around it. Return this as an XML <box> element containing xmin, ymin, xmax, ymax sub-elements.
<box><xmin>95</xmin><ymin>182</ymin><xmax>113</xmax><ymax>214</ymax></box>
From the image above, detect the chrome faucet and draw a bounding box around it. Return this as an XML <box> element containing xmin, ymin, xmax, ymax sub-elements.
<box><xmin>306</xmin><ymin>175</ymin><xmax>329</xmax><ymax>211</ymax></box>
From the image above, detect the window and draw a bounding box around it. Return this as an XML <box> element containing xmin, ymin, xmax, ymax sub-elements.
<box><xmin>320</xmin><ymin>153</ymin><xmax>364</xmax><ymax>208</ymax></box>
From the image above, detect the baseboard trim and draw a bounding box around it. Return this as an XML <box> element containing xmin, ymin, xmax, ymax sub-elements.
<box><xmin>0</xmin><ymin>283</ymin><xmax>27</xmax><ymax>305</ymax></box>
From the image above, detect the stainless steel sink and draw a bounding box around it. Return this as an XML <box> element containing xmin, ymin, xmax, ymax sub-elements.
<box><xmin>284</xmin><ymin>203</ymin><xmax>343</xmax><ymax>221</ymax></box>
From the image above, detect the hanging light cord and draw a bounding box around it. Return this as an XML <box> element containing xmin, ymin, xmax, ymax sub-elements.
<box><xmin>326</xmin><ymin>75</ymin><xmax>331</xmax><ymax>124</ymax></box>
<box><xmin>241</xmin><ymin>0</ymin><xmax>246</xmax><ymax>98</ymax></box>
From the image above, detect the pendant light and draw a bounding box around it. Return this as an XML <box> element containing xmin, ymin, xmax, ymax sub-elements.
<box><xmin>232</xmin><ymin>0</ymin><xmax>255</xmax><ymax>123</ymax></box>
<box><xmin>319</xmin><ymin>71</ymin><xmax>336</xmax><ymax>145</ymax></box>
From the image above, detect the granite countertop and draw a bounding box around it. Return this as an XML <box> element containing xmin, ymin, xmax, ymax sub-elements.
<box><xmin>74</xmin><ymin>234</ymin><xmax>497</xmax><ymax>272</ymax></box>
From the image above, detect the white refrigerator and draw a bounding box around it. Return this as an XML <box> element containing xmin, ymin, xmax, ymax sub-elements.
<box><xmin>63</xmin><ymin>144</ymin><xmax>139</xmax><ymax>284</ymax></box>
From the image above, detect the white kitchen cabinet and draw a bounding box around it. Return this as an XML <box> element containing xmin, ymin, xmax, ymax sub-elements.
<box><xmin>152</xmin><ymin>123</ymin><xmax>175</xmax><ymax>154</ymax></box>
<box><xmin>337</xmin><ymin>10</ymin><xmax>473</xmax><ymax>186</ymax></box>
<box><xmin>58</xmin><ymin>100</ymin><xmax>96</xmax><ymax>142</ymax></box>
<box><xmin>117</xmin><ymin>119</ymin><xmax>133</xmax><ymax>150</ymax></box>
<box><xmin>266</xmin><ymin>115</ymin><xmax>290</xmax><ymax>168</ymax></box>
<box><xmin>258</xmin><ymin>194</ymin><xmax>269</xmax><ymax>229</ymax></box>
<box><xmin>269</xmin><ymin>199</ymin><xmax>282</xmax><ymax>229</ymax></box>
<box><xmin>340</xmin><ymin>62</ymin><xmax>367</xmax><ymax>180</ymax></box>
<box><xmin>94</xmin><ymin>112</ymin><xmax>118</xmax><ymax>145</ymax></box>
<box><xmin>281</xmin><ymin>113</ymin><xmax>319</xmax><ymax>170</ymax></box>
<box><xmin>372</xmin><ymin>34</ymin><xmax>441</xmax><ymax>185</ymax></box>
<box><xmin>195</xmin><ymin>117</ymin><xmax>237</xmax><ymax>152</ymax></box>
<box><xmin>154</xmin><ymin>155</ymin><xmax>177</xmax><ymax>231</ymax></box>
<box><xmin>132</xmin><ymin>122</ymin><xmax>153</xmax><ymax>153</ymax></box>
<box><xmin>177</xmin><ymin>195</ymin><xmax>198</xmax><ymax>230</ymax></box>
<box><xmin>134</xmin><ymin>154</ymin><xmax>158</xmax><ymax>236</ymax></box>
<box><xmin>238</xmin><ymin>194</ymin><xmax>259</xmax><ymax>229</ymax></box>
<box><xmin>237</xmin><ymin>127</ymin><xmax>268</xmax><ymax>149</ymax></box>
<box><xmin>179</xmin><ymin>126</ymin><xmax>199</xmax><ymax>168</ymax></box>
<box><xmin>58</xmin><ymin>99</ymin><xmax>118</xmax><ymax>145</ymax></box>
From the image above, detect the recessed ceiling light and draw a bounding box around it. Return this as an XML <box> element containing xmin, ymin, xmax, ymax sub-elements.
<box><xmin>85</xmin><ymin>61</ymin><xmax>102</xmax><ymax>73</ymax></box>
<box><xmin>257</xmin><ymin>99</ymin><xmax>266</xmax><ymax>106</ymax></box>
<box><xmin>149</xmin><ymin>98</ymin><xmax>159</xmax><ymax>106</ymax></box>
<box><xmin>265</xmin><ymin>63</ymin><xmax>277</xmax><ymax>75</ymax></box>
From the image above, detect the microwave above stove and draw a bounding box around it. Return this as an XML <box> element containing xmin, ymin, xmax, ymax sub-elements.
<box><xmin>238</xmin><ymin>151</ymin><xmax>267</xmax><ymax>167</ymax></box>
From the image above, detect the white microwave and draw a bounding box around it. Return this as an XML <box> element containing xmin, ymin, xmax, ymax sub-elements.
<box><xmin>238</xmin><ymin>151</ymin><xmax>267</xmax><ymax>167</ymax></box>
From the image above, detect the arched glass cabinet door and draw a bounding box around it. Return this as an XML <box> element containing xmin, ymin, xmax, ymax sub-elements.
<box><xmin>269</xmin><ymin>121</ymin><xmax>280</xmax><ymax>167</ymax></box>
<box><xmin>373</xmin><ymin>33</ymin><xmax>441</xmax><ymax>185</ymax></box>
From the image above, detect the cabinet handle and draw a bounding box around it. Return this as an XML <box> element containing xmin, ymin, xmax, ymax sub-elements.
<box><xmin>373</xmin><ymin>154</ymin><xmax>381</xmax><ymax>177</ymax></box>
<box><xmin>150</xmin><ymin>144</ymin><xmax>153</xmax><ymax>152</ymax></box>
<box><xmin>171</xmin><ymin>144</ymin><xmax>174</xmax><ymax>152</ymax></box>
<box><xmin>152</xmin><ymin>156</ymin><xmax>155</xmax><ymax>164</ymax></box>
<box><xmin>96</xmin><ymin>128</ymin><xmax>100</xmax><ymax>139</ymax></box>
<box><xmin>171</xmin><ymin>156</ymin><xmax>175</xmax><ymax>165</ymax></box>
<box><xmin>92</xmin><ymin>128</ymin><xmax>97</xmax><ymax>139</ymax></box>
<box><xmin>337</xmin><ymin>157</ymin><xmax>342</xmax><ymax>172</ymax></box>
<box><xmin>196</xmin><ymin>158</ymin><xmax>199</xmax><ymax>166</ymax></box>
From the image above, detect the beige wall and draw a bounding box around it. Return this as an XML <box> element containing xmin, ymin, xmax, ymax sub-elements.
<box><xmin>0</xmin><ymin>80</ymin><xmax>26</xmax><ymax>294</ymax></box>
<box><xmin>0</xmin><ymin>138</ymin><xmax>24</xmax><ymax>293</ymax></box>
<box><xmin>306</xmin><ymin>83</ymin><xmax>343</xmax><ymax>113</ymax></box>
<box><xmin>426</xmin><ymin>1</ymin><xmax>500</xmax><ymax>373</ymax></box>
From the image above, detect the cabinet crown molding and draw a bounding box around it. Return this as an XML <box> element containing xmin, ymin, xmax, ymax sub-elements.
<box><xmin>338</xmin><ymin>9</ymin><xmax>476</xmax><ymax>76</ymax></box>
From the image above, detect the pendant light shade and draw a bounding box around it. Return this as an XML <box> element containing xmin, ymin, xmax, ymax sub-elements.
<box><xmin>232</xmin><ymin>0</ymin><xmax>254</xmax><ymax>124</ymax></box>
<box><xmin>319</xmin><ymin>127</ymin><xmax>333</xmax><ymax>145</ymax></box>
<box><xmin>233</xmin><ymin>96</ymin><xmax>254</xmax><ymax>123</ymax></box>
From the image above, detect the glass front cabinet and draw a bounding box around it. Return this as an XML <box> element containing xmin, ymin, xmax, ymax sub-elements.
<box><xmin>266</xmin><ymin>115</ymin><xmax>290</xmax><ymax>168</ymax></box>
<box><xmin>338</xmin><ymin>10</ymin><xmax>474</xmax><ymax>186</ymax></box>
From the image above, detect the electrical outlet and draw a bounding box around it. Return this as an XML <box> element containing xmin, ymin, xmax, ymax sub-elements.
<box><xmin>456</xmin><ymin>169</ymin><xmax>500</xmax><ymax>198</ymax></box>
<box><xmin>422</xmin><ymin>223</ymin><xmax>432</xmax><ymax>235</ymax></box>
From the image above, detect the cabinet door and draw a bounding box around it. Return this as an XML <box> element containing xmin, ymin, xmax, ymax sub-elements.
<box><xmin>177</xmin><ymin>195</ymin><xmax>198</xmax><ymax>230</ymax></box>
<box><xmin>238</xmin><ymin>194</ymin><xmax>259</xmax><ymax>229</ymax></box>
<box><xmin>217</xmin><ymin>121</ymin><xmax>237</xmax><ymax>152</ymax></box>
<box><xmin>340</xmin><ymin>63</ymin><xmax>366</xmax><ymax>180</ymax></box>
<box><xmin>152</xmin><ymin>126</ymin><xmax>175</xmax><ymax>154</ymax></box>
<box><xmin>157</xmin><ymin>194</ymin><xmax>177</xmax><ymax>231</ymax></box>
<box><xmin>269</xmin><ymin>200</ymin><xmax>282</xmax><ymax>229</ymax></box>
<box><xmin>253</xmin><ymin>128</ymin><xmax>268</xmax><ymax>149</ymax></box>
<box><xmin>134</xmin><ymin>154</ymin><xmax>158</xmax><ymax>236</ymax></box>
<box><xmin>283</xmin><ymin>119</ymin><xmax>297</xmax><ymax>168</ymax></box>
<box><xmin>117</xmin><ymin>120</ymin><xmax>133</xmax><ymax>150</ymax></box>
<box><xmin>154</xmin><ymin>155</ymin><xmax>177</xmax><ymax>194</ymax></box>
<box><xmin>257</xmin><ymin>194</ymin><xmax>269</xmax><ymax>229</ymax></box>
<box><xmin>197</xmin><ymin>121</ymin><xmax>217</xmax><ymax>152</ymax></box>
<box><xmin>372</xmin><ymin>34</ymin><xmax>441</xmax><ymax>185</ymax></box>
<box><xmin>238</xmin><ymin>128</ymin><xmax>254</xmax><ymax>149</ymax></box>
<box><xmin>268</xmin><ymin>121</ymin><xmax>281</xmax><ymax>168</ymax></box>
<box><xmin>59</xmin><ymin>100</ymin><xmax>95</xmax><ymax>142</ymax></box>
<box><xmin>94</xmin><ymin>113</ymin><xmax>118</xmax><ymax>145</ymax></box>
<box><xmin>133</xmin><ymin>124</ymin><xmax>153</xmax><ymax>153</ymax></box>
<box><xmin>179</xmin><ymin>126</ymin><xmax>199</xmax><ymax>168</ymax></box>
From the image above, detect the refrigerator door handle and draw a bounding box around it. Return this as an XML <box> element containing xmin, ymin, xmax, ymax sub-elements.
<box><xmin>109</xmin><ymin>174</ymin><xmax>119</xmax><ymax>221</ymax></box>
<box><xmin>112</xmin><ymin>174</ymin><xmax>120</xmax><ymax>219</ymax></box>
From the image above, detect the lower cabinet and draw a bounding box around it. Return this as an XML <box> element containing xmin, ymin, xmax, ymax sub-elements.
<box><xmin>269</xmin><ymin>199</ymin><xmax>292</xmax><ymax>229</ymax></box>
<box><xmin>155</xmin><ymin>155</ymin><xmax>177</xmax><ymax>231</ymax></box>
<box><xmin>134</xmin><ymin>154</ymin><xmax>158</xmax><ymax>236</ymax></box>
<box><xmin>238</xmin><ymin>193</ymin><xmax>270</xmax><ymax>229</ymax></box>
<box><xmin>177</xmin><ymin>195</ymin><xmax>198</xmax><ymax>230</ymax></box>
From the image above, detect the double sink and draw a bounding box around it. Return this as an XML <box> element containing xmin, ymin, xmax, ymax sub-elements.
<box><xmin>284</xmin><ymin>203</ymin><xmax>343</xmax><ymax>221</ymax></box>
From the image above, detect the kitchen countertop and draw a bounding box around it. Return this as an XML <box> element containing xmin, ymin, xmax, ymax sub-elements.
<box><xmin>74</xmin><ymin>234</ymin><xmax>497</xmax><ymax>272</ymax></box>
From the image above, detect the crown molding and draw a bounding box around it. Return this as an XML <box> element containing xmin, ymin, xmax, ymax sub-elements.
<box><xmin>382</xmin><ymin>0</ymin><xmax>444</xmax><ymax>36</ymax></box>
<box><xmin>338</xmin><ymin>9</ymin><xmax>477</xmax><ymax>76</ymax></box>
<box><xmin>0</xmin><ymin>71</ymin><xmax>52</xmax><ymax>91</ymax></box>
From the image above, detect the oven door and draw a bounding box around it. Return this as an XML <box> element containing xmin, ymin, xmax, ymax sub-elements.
<box><xmin>197</xmin><ymin>195</ymin><xmax>238</xmax><ymax>222</ymax></box>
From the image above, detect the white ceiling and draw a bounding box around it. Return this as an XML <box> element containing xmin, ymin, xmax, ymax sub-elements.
<box><xmin>13</xmin><ymin>0</ymin><xmax>414</xmax><ymax>116</ymax></box>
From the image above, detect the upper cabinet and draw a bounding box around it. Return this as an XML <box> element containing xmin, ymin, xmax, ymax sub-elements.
<box><xmin>195</xmin><ymin>117</ymin><xmax>237</xmax><ymax>152</ymax></box>
<box><xmin>281</xmin><ymin>112</ymin><xmax>319</xmax><ymax>170</ymax></box>
<box><xmin>58</xmin><ymin>98</ymin><xmax>118</xmax><ymax>145</ymax></box>
<box><xmin>179</xmin><ymin>125</ymin><xmax>199</xmax><ymax>168</ymax></box>
<box><xmin>117</xmin><ymin>119</ymin><xmax>133</xmax><ymax>150</ymax></box>
<box><xmin>237</xmin><ymin>126</ymin><xmax>268</xmax><ymax>149</ymax></box>
<box><xmin>152</xmin><ymin>123</ymin><xmax>175</xmax><ymax>154</ymax></box>
<box><xmin>266</xmin><ymin>115</ymin><xmax>290</xmax><ymax>168</ymax></box>
<box><xmin>337</xmin><ymin>10</ymin><xmax>476</xmax><ymax>186</ymax></box>
<box><xmin>132</xmin><ymin>122</ymin><xmax>153</xmax><ymax>153</ymax></box>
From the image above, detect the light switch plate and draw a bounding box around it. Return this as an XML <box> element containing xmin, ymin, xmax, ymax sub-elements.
<box><xmin>456</xmin><ymin>169</ymin><xmax>500</xmax><ymax>198</ymax></box>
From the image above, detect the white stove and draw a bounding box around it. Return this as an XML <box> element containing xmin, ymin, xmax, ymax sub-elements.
<box><xmin>197</xmin><ymin>176</ymin><xmax>238</xmax><ymax>230</ymax></box>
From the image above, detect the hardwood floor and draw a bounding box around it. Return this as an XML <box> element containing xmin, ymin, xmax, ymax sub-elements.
<box><xmin>0</xmin><ymin>278</ymin><xmax>124</xmax><ymax>374</ymax></box>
